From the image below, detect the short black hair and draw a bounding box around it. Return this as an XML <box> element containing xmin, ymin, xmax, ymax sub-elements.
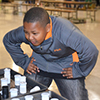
<box><xmin>23</xmin><ymin>7</ymin><xmax>50</xmax><ymax>27</ymax></box>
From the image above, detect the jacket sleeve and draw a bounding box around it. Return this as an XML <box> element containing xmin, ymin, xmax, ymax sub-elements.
<box><xmin>62</xmin><ymin>26</ymin><xmax>99</xmax><ymax>78</ymax></box>
<box><xmin>3</xmin><ymin>26</ymin><xmax>32</xmax><ymax>71</ymax></box>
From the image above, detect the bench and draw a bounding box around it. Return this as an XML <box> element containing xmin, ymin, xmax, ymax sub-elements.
<box><xmin>55</xmin><ymin>6</ymin><xmax>97</xmax><ymax>21</ymax></box>
<box><xmin>44</xmin><ymin>8</ymin><xmax>77</xmax><ymax>20</ymax></box>
<box><xmin>0</xmin><ymin>3</ymin><xmax>19</xmax><ymax>14</ymax></box>
<box><xmin>77</xmin><ymin>8</ymin><xmax>98</xmax><ymax>21</ymax></box>
<box><xmin>21</xmin><ymin>3</ymin><xmax>36</xmax><ymax>11</ymax></box>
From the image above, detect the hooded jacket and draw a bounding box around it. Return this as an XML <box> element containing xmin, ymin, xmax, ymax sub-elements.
<box><xmin>3</xmin><ymin>16</ymin><xmax>99</xmax><ymax>78</ymax></box>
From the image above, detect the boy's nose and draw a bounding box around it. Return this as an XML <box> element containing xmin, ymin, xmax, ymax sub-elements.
<box><xmin>29</xmin><ymin>34</ymin><xmax>33</xmax><ymax>40</ymax></box>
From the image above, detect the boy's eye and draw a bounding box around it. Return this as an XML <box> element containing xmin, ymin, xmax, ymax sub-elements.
<box><xmin>24</xmin><ymin>30</ymin><xmax>28</xmax><ymax>34</ymax></box>
<box><xmin>25</xmin><ymin>32</ymin><xmax>28</xmax><ymax>34</ymax></box>
<box><xmin>32</xmin><ymin>33</ymin><xmax>37</xmax><ymax>35</ymax></box>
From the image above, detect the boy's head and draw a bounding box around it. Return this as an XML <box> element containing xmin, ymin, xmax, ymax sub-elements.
<box><xmin>23</xmin><ymin>7</ymin><xmax>50</xmax><ymax>27</ymax></box>
<box><xmin>23</xmin><ymin>7</ymin><xmax>51</xmax><ymax>46</ymax></box>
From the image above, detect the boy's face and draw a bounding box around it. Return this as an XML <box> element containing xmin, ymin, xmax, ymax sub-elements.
<box><xmin>23</xmin><ymin>21</ymin><xmax>50</xmax><ymax>46</ymax></box>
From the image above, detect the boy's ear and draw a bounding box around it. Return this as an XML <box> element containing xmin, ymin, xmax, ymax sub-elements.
<box><xmin>46</xmin><ymin>23</ymin><xmax>51</xmax><ymax>33</ymax></box>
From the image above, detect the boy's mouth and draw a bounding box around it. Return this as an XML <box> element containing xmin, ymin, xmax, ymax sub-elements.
<box><xmin>31</xmin><ymin>41</ymin><xmax>36</xmax><ymax>45</ymax></box>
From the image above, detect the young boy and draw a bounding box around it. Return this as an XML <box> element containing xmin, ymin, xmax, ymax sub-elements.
<box><xmin>3</xmin><ymin>7</ymin><xmax>98</xmax><ymax>100</ymax></box>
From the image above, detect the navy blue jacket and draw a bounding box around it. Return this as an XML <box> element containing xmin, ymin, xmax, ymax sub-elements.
<box><xmin>3</xmin><ymin>16</ymin><xmax>99</xmax><ymax>78</ymax></box>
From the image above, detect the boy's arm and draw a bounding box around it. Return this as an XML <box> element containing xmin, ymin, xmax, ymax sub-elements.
<box><xmin>3</xmin><ymin>26</ymin><xmax>31</xmax><ymax>71</ymax></box>
<box><xmin>62</xmin><ymin>28</ymin><xmax>99</xmax><ymax>78</ymax></box>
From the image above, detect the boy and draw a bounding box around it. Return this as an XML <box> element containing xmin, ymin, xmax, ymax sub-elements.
<box><xmin>3</xmin><ymin>7</ymin><xmax>98</xmax><ymax>100</ymax></box>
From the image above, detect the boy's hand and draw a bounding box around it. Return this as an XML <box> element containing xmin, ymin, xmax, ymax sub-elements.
<box><xmin>61</xmin><ymin>67</ymin><xmax>73</xmax><ymax>79</ymax></box>
<box><xmin>26</xmin><ymin>57</ymin><xmax>40</xmax><ymax>75</ymax></box>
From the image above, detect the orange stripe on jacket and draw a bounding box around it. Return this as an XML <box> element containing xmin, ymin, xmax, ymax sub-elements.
<box><xmin>72</xmin><ymin>52</ymin><xmax>79</xmax><ymax>62</ymax></box>
<box><xmin>45</xmin><ymin>17</ymin><xmax>52</xmax><ymax>40</ymax></box>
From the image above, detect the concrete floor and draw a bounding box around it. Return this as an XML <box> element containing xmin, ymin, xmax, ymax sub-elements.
<box><xmin>0</xmin><ymin>8</ymin><xmax>100</xmax><ymax>100</ymax></box>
